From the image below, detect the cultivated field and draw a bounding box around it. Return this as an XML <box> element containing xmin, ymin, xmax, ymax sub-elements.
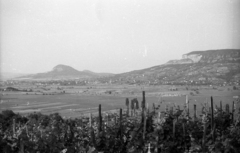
<box><xmin>0</xmin><ymin>85</ymin><xmax>239</xmax><ymax>118</ymax></box>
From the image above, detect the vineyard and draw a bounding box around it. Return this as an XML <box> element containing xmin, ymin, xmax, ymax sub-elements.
<box><xmin>1</xmin><ymin>91</ymin><xmax>240</xmax><ymax>153</ymax></box>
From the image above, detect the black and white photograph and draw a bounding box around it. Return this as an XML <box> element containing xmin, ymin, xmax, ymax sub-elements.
<box><xmin>0</xmin><ymin>0</ymin><xmax>240</xmax><ymax>152</ymax></box>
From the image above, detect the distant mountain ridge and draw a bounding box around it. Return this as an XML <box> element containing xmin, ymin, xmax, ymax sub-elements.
<box><xmin>7</xmin><ymin>49</ymin><xmax>240</xmax><ymax>84</ymax></box>
<box><xmin>16</xmin><ymin>64</ymin><xmax>114</xmax><ymax>80</ymax></box>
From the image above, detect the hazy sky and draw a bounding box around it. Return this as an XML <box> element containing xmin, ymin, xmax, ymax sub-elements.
<box><xmin>1</xmin><ymin>0</ymin><xmax>240</xmax><ymax>74</ymax></box>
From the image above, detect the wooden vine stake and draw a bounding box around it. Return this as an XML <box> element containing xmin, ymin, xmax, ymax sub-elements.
<box><xmin>202</xmin><ymin>120</ymin><xmax>207</xmax><ymax>152</ymax></box>
<box><xmin>226</xmin><ymin>104</ymin><xmax>230</xmax><ymax>114</ymax></box>
<box><xmin>142</xmin><ymin>91</ymin><xmax>147</xmax><ymax>141</ymax></box>
<box><xmin>89</xmin><ymin>113</ymin><xmax>96</xmax><ymax>147</ymax></box>
<box><xmin>158</xmin><ymin>112</ymin><xmax>161</xmax><ymax>124</ymax></box>
<box><xmin>210</xmin><ymin>96</ymin><xmax>215</xmax><ymax>141</ymax></box>
<box><xmin>134</xmin><ymin>102</ymin><xmax>136</xmax><ymax>117</ymax></box>
<box><xmin>237</xmin><ymin>107</ymin><xmax>240</xmax><ymax>125</ymax></box>
<box><xmin>131</xmin><ymin>100</ymin><xmax>134</xmax><ymax>117</ymax></box>
<box><xmin>26</xmin><ymin>125</ymin><xmax>29</xmax><ymax>137</ymax></box>
<box><xmin>170</xmin><ymin>106</ymin><xmax>173</xmax><ymax>115</ymax></box>
<box><xmin>106</xmin><ymin>113</ymin><xmax>109</xmax><ymax>126</ymax></box>
<box><xmin>119</xmin><ymin>108</ymin><xmax>123</xmax><ymax>139</ymax></box>
<box><xmin>186</xmin><ymin>95</ymin><xmax>189</xmax><ymax>117</ymax></box>
<box><xmin>89</xmin><ymin>113</ymin><xmax>92</xmax><ymax>128</ymax></box>
<box><xmin>80</xmin><ymin>116</ymin><xmax>83</xmax><ymax>128</ymax></box>
<box><xmin>143</xmin><ymin>109</ymin><xmax>147</xmax><ymax>141</ymax></box>
<box><xmin>193</xmin><ymin>104</ymin><xmax>197</xmax><ymax>121</ymax></box>
<box><xmin>155</xmin><ymin>136</ymin><xmax>159</xmax><ymax>153</ymax></box>
<box><xmin>98</xmin><ymin>104</ymin><xmax>102</xmax><ymax>133</ymax></box>
<box><xmin>165</xmin><ymin>104</ymin><xmax>168</xmax><ymax>113</ymax></box>
<box><xmin>20</xmin><ymin>140</ymin><xmax>24</xmax><ymax>153</ymax></box>
<box><xmin>153</xmin><ymin>103</ymin><xmax>155</xmax><ymax>114</ymax></box>
<box><xmin>232</xmin><ymin>101</ymin><xmax>235</xmax><ymax>123</ymax></box>
<box><xmin>114</xmin><ymin>115</ymin><xmax>117</xmax><ymax>125</ymax></box>
<box><xmin>173</xmin><ymin>119</ymin><xmax>176</xmax><ymax>139</ymax></box>
<box><xmin>177</xmin><ymin>105</ymin><xmax>180</xmax><ymax>110</ymax></box>
<box><xmin>220</xmin><ymin>101</ymin><xmax>222</xmax><ymax>111</ymax></box>
<box><xmin>13</xmin><ymin>119</ymin><xmax>16</xmax><ymax>136</ymax></box>
<box><xmin>232</xmin><ymin>101</ymin><xmax>235</xmax><ymax>118</ymax></box>
<box><xmin>91</xmin><ymin>128</ymin><xmax>96</xmax><ymax>147</ymax></box>
<box><xmin>182</xmin><ymin>123</ymin><xmax>186</xmax><ymax>150</ymax></box>
<box><xmin>201</xmin><ymin>105</ymin><xmax>205</xmax><ymax>115</ymax></box>
<box><xmin>142</xmin><ymin>91</ymin><xmax>146</xmax><ymax>123</ymax></box>
<box><xmin>147</xmin><ymin>143</ymin><xmax>151</xmax><ymax>153</ymax></box>
<box><xmin>126</xmin><ymin>98</ymin><xmax>129</xmax><ymax>117</ymax></box>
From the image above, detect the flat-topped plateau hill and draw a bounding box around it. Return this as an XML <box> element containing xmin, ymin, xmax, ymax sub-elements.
<box><xmin>98</xmin><ymin>49</ymin><xmax>240</xmax><ymax>85</ymax></box>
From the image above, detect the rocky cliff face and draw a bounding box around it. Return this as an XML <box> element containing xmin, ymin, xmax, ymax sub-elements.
<box><xmin>165</xmin><ymin>58</ymin><xmax>194</xmax><ymax>64</ymax></box>
<box><xmin>166</xmin><ymin>49</ymin><xmax>240</xmax><ymax>65</ymax></box>
<box><xmin>182</xmin><ymin>54</ymin><xmax>202</xmax><ymax>63</ymax></box>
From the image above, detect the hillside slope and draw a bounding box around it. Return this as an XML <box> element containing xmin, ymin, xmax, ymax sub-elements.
<box><xmin>98</xmin><ymin>49</ymin><xmax>240</xmax><ymax>85</ymax></box>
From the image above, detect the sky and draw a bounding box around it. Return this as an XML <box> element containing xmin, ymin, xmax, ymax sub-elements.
<box><xmin>1</xmin><ymin>0</ymin><xmax>240</xmax><ymax>74</ymax></box>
